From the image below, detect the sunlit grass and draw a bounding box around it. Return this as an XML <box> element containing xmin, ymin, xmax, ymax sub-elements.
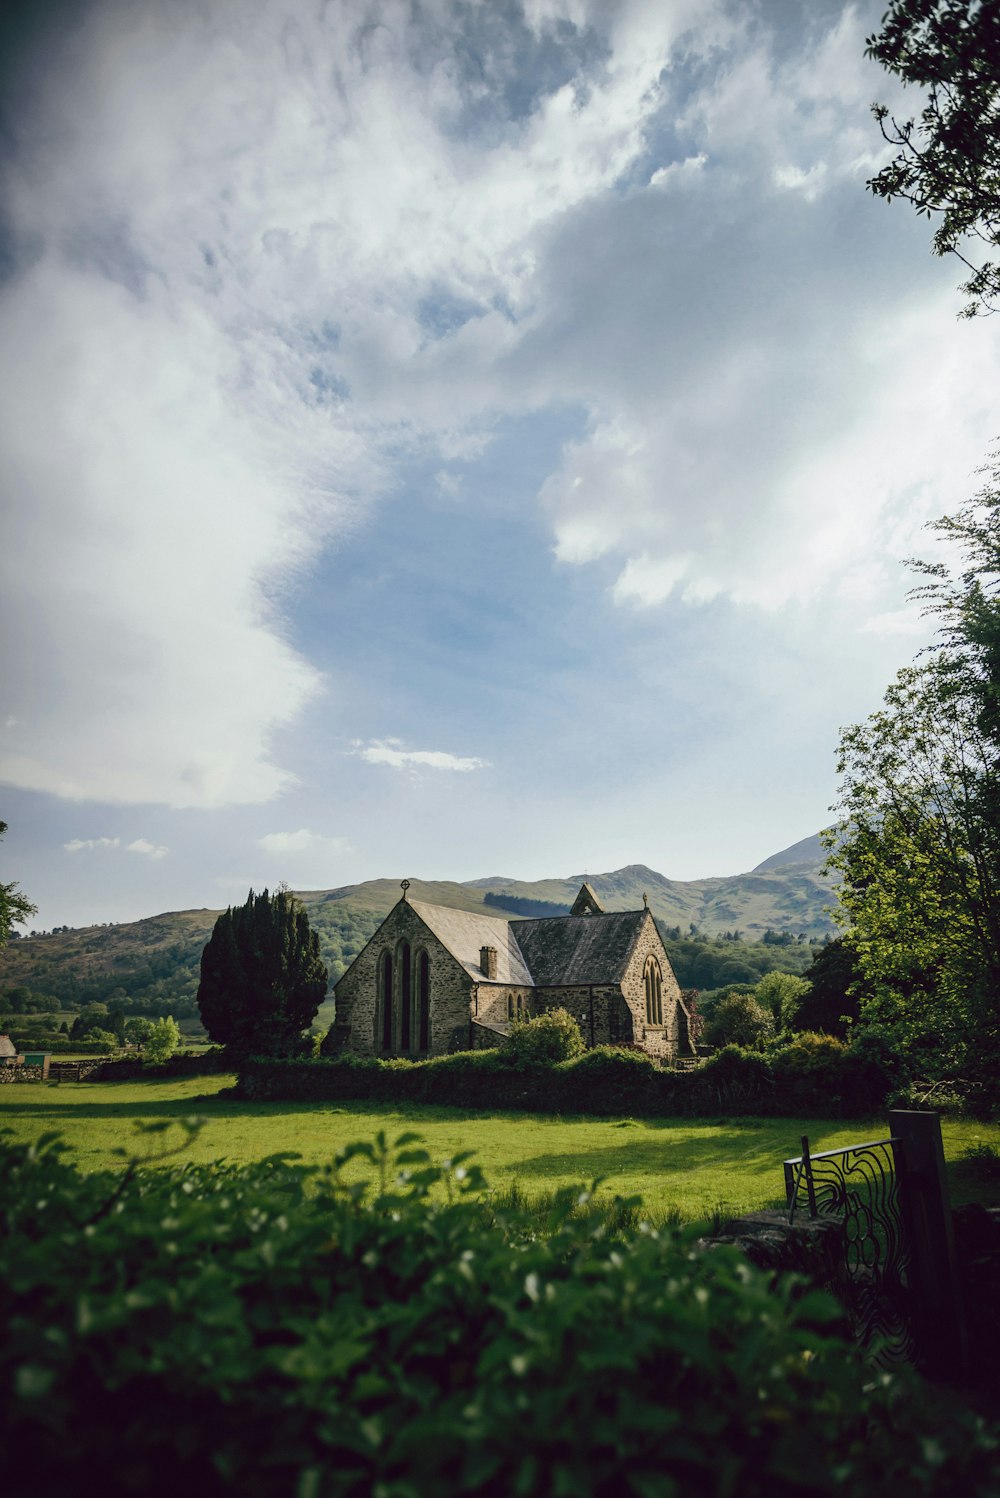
<box><xmin>2</xmin><ymin>1074</ymin><xmax>998</xmax><ymax>1220</ymax></box>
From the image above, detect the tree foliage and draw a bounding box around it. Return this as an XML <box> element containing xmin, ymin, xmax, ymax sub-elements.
<box><xmin>702</xmin><ymin>992</ymin><xmax>774</xmax><ymax>1050</ymax></box>
<box><xmin>829</xmin><ymin>458</ymin><xmax>1000</xmax><ymax>1072</ymax></box>
<box><xmin>144</xmin><ymin>1015</ymin><xmax>181</xmax><ymax>1066</ymax></box>
<box><xmin>198</xmin><ymin>888</ymin><xmax>328</xmax><ymax>1056</ymax></box>
<box><xmin>866</xmin><ymin>0</ymin><xmax>1000</xmax><ymax>316</ymax></box>
<box><xmin>752</xmin><ymin>971</ymin><xmax>811</xmax><ymax>1030</ymax></box>
<box><xmin>794</xmin><ymin>938</ymin><xmax>861</xmax><ymax>1037</ymax></box>
<box><xmin>0</xmin><ymin>821</ymin><xmax>36</xmax><ymax>948</ymax></box>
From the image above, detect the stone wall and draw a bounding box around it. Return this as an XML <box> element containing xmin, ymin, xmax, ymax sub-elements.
<box><xmin>530</xmin><ymin>985</ymin><xmax>625</xmax><ymax>1048</ymax></box>
<box><xmin>703</xmin><ymin>1209</ymin><xmax>846</xmax><ymax>1285</ymax></box>
<box><xmin>331</xmin><ymin>900</ymin><xmax>475</xmax><ymax>1059</ymax></box>
<box><xmin>0</xmin><ymin>1064</ymin><xmax>45</xmax><ymax>1083</ymax></box>
<box><xmin>620</xmin><ymin>912</ymin><xmax>689</xmax><ymax>1059</ymax></box>
<box><xmin>474</xmin><ymin>984</ymin><xmax>534</xmax><ymax>1028</ymax></box>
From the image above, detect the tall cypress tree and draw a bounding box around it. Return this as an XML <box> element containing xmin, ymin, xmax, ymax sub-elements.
<box><xmin>197</xmin><ymin>888</ymin><xmax>328</xmax><ymax>1056</ymax></box>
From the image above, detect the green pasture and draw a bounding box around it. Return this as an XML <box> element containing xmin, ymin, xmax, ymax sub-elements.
<box><xmin>3</xmin><ymin>1074</ymin><xmax>999</xmax><ymax>1220</ymax></box>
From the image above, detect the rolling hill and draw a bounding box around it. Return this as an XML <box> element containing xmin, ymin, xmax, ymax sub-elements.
<box><xmin>1</xmin><ymin>836</ymin><xmax>838</xmax><ymax>1018</ymax></box>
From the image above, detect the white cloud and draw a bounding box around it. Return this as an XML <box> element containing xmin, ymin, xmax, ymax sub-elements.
<box><xmin>63</xmin><ymin>834</ymin><xmax>168</xmax><ymax>858</ymax></box>
<box><xmin>2</xmin><ymin>0</ymin><xmax>997</xmax><ymax>831</ymax></box>
<box><xmin>127</xmin><ymin>838</ymin><xmax>169</xmax><ymax>859</ymax></box>
<box><xmin>258</xmin><ymin>828</ymin><xmax>351</xmax><ymax>855</ymax></box>
<box><xmin>0</xmin><ymin>0</ymin><xmax>709</xmax><ymax>810</ymax></box>
<box><xmin>356</xmin><ymin>739</ymin><xmax>491</xmax><ymax>772</ymax></box>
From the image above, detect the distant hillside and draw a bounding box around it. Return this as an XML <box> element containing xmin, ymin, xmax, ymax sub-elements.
<box><xmin>753</xmin><ymin>833</ymin><xmax>828</xmax><ymax>873</ymax></box>
<box><xmin>1</xmin><ymin>840</ymin><xmax>838</xmax><ymax>1016</ymax></box>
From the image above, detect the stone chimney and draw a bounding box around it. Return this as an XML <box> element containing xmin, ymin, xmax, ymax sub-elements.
<box><xmin>480</xmin><ymin>945</ymin><xmax>498</xmax><ymax>979</ymax></box>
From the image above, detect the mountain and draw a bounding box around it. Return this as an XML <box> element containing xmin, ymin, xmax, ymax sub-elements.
<box><xmin>752</xmin><ymin>833</ymin><xmax>829</xmax><ymax>873</ymax></box>
<box><xmin>1</xmin><ymin>840</ymin><xmax>837</xmax><ymax>1017</ymax></box>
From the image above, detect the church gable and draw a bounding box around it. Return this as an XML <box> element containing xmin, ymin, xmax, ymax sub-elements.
<box><xmin>408</xmin><ymin>900</ymin><xmax>534</xmax><ymax>986</ymax></box>
<box><xmin>331</xmin><ymin>895</ymin><xmax>473</xmax><ymax>1059</ymax></box>
<box><xmin>569</xmin><ymin>881</ymin><xmax>604</xmax><ymax>917</ymax></box>
<box><xmin>620</xmin><ymin>911</ymin><xmax>689</xmax><ymax>1060</ymax></box>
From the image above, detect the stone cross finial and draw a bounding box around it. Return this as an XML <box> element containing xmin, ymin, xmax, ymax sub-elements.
<box><xmin>400</xmin><ymin>879</ymin><xmax>410</xmax><ymax>900</ymax></box>
<box><xmin>642</xmin><ymin>892</ymin><xmax>649</xmax><ymax>910</ymax></box>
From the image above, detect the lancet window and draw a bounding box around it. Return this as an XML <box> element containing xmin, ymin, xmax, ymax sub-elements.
<box><xmin>379</xmin><ymin>950</ymin><xmax>393</xmax><ymax>1052</ymax></box>
<box><xmin>417</xmin><ymin>949</ymin><xmax>430</xmax><ymax>1052</ymax></box>
<box><xmin>644</xmin><ymin>956</ymin><xmax>663</xmax><ymax>1027</ymax></box>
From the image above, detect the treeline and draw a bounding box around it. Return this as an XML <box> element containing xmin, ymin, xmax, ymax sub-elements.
<box><xmin>657</xmin><ymin>926</ymin><xmax>816</xmax><ymax>990</ymax></box>
<box><xmin>484</xmin><ymin>892</ymin><xmax>573</xmax><ymax>918</ymax></box>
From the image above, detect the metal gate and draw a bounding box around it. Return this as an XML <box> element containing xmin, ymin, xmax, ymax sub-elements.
<box><xmin>784</xmin><ymin>1134</ymin><xmax>914</xmax><ymax>1365</ymax></box>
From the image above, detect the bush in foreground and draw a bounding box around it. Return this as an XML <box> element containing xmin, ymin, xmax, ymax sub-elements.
<box><xmin>2</xmin><ymin>1127</ymin><xmax>999</xmax><ymax>1496</ymax></box>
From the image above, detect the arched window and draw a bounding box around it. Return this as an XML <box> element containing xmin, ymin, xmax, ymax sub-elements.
<box><xmin>379</xmin><ymin>950</ymin><xmax>393</xmax><ymax>1052</ymax></box>
<box><xmin>417</xmin><ymin>950</ymin><xmax>430</xmax><ymax>1052</ymax></box>
<box><xmin>398</xmin><ymin>941</ymin><xmax>412</xmax><ymax>1051</ymax></box>
<box><xmin>644</xmin><ymin>956</ymin><xmax>663</xmax><ymax>1027</ymax></box>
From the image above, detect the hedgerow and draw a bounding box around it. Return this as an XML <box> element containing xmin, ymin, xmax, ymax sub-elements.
<box><xmin>238</xmin><ymin>1040</ymin><xmax>896</xmax><ymax>1117</ymax></box>
<box><xmin>2</xmin><ymin>1127</ymin><xmax>997</xmax><ymax>1496</ymax></box>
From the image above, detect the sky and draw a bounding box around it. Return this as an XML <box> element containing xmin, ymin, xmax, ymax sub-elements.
<box><xmin>1</xmin><ymin>0</ymin><xmax>998</xmax><ymax>930</ymax></box>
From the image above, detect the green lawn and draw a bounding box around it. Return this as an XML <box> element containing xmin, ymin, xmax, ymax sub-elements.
<box><xmin>3</xmin><ymin>1074</ymin><xmax>999</xmax><ymax>1221</ymax></box>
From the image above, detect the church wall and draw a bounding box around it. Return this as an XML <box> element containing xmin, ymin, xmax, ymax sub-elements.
<box><xmin>333</xmin><ymin>901</ymin><xmax>474</xmax><ymax>1059</ymax></box>
<box><xmin>534</xmin><ymin>986</ymin><xmax>629</xmax><ymax>1048</ymax></box>
<box><xmin>474</xmin><ymin>984</ymin><xmax>535</xmax><ymax>1028</ymax></box>
<box><xmin>621</xmin><ymin>912</ymin><xmax>686</xmax><ymax>1059</ymax></box>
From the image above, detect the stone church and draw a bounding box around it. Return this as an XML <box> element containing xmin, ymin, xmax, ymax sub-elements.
<box><xmin>324</xmin><ymin>880</ymin><xmax>693</xmax><ymax>1061</ymax></box>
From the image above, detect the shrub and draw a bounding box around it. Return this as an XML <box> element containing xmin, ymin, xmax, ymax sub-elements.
<box><xmin>84</xmin><ymin>1027</ymin><xmax>120</xmax><ymax>1052</ymax></box>
<box><xmin>959</xmin><ymin>1141</ymin><xmax>1000</xmax><ymax>1180</ymax></box>
<box><xmin>555</xmin><ymin>1045</ymin><xmax>662</xmax><ymax>1115</ymax></box>
<box><xmin>500</xmin><ymin>1008</ymin><xmax>585</xmax><ymax>1067</ymax></box>
<box><xmin>144</xmin><ymin>1015</ymin><xmax>181</xmax><ymax>1067</ymax></box>
<box><xmin>690</xmin><ymin>1045</ymin><xmax>776</xmax><ymax>1113</ymax></box>
<box><xmin>703</xmin><ymin>993</ymin><xmax>774</xmax><ymax>1050</ymax></box>
<box><xmin>2</xmin><ymin>1129</ymin><xmax>998</xmax><ymax>1496</ymax></box>
<box><xmin>771</xmin><ymin>1033</ymin><xmax>851</xmax><ymax>1113</ymax></box>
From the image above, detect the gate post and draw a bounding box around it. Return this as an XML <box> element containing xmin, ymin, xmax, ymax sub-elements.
<box><xmin>888</xmin><ymin>1110</ymin><xmax>968</xmax><ymax>1379</ymax></box>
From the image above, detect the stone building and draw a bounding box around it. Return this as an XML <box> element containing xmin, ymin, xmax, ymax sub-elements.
<box><xmin>325</xmin><ymin>880</ymin><xmax>693</xmax><ymax>1061</ymax></box>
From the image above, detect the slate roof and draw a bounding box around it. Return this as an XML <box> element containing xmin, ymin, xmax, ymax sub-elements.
<box><xmin>409</xmin><ymin>900</ymin><xmax>536</xmax><ymax>986</ymax></box>
<box><xmin>405</xmin><ymin>891</ymin><xmax>650</xmax><ymax>989</ymax></box>
<box><xmin>512</xmin><ymin>911</ymin><xmax>646</xmax><ymax>987</ymax></box>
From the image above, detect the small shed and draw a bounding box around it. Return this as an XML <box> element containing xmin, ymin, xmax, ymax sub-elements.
<box><xmin>0</xmin><ymin>1034</ymin><xmax>19</xmax><ymax>1065</ymax></box>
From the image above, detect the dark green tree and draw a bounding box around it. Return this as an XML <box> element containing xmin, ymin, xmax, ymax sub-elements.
<box><xmin>197</xmin><ymin>887</ymin><xmax>328</xmax><ymax>1056</ymax></box>
<box><xmin>794</xmin><ymin>938</ymin><xmax>861</xmax><ymax>1037</ymax></box>
<box><xmin>866</xmin><ymin>0</ymin><xmax>1000</xmax><ymax>316</ymax></box>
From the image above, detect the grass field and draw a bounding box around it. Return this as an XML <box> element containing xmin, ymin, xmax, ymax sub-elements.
<box><xmin>3</xmin><ymin>1074</ymin><xmax>1000</xmax><ymax>1221</ymax></box>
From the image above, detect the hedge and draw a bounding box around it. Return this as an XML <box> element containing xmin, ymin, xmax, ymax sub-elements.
<box><xmin>90</xmin><ymin>1048</ymin><xmax>232</xmax><ymax>1082</ymax></box>
<box><xmin>237</xmin><ymin>1041</ymin><xmax>896</xmax><ymax>1117</ymax></box>
<box><xmin>2</xmin><ymin>1128</ymin><xmax>997</xmax><ymax>1495</ymax></box>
